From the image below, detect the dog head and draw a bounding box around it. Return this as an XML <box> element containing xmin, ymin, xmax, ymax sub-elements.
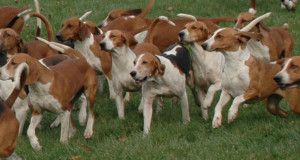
<box><xmin>0</xmin><ymin>28</ymin><xmax>24</xmax><ymax>57</ymax></box>
<box><xmin>84</xmin><ymin>21</ymin><xmax>102</xmax><ymax>35</ymax></box>
<box><xmin>56</xmin><ymin>17</ymin><xmax>89</xmax><ymax>42</ymax></box>
<box><xmin>201</xmin><ymin>28</ymin><xmax>263</xmax><ymax>53</ymax></box>
<box><xmin>98</xmin><ymin>8</ymin><xmax>143</xmax><ymax>28</ymax></box>
<box><xmin>100</xmin><ymin>30</ymin><xmax>138</xmax><ymax>53</ymax></box>
<box><xmin>274</xmin><ymin>57</ymin><xmax>300</xmax><ymax>90</ymax></box>
<box><xmin>0</xmin><ymin>53</ymin><xmax>39</xmax><ymax>85</ymax></box>
<box><xmin>130</xmin><ymin>52</ymin><xmax>165</xmax><ymax>85</ymax></box>
<box><xmin>178</xmin><ymin>21</ymin><xmax>209</xmax><ymax>44</ymax></box>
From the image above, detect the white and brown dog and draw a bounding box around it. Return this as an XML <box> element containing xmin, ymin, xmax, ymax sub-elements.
<box><xmin>202</xmin><ymin>27</ymin><xmax>289</xmax><ymax>128</ymax></box>
<box><xmin>178</xmin><ymin>14</ymin><xmax>225</xmax><ymax>120</ymax></box>
<box><xmin>234</xmin><ymin>10</ymin><xmax>294</xmax><ymax>62</ymax></box>
<box><xmin>56</xmin><ymin>17</ymin><xmax>115</xmax><ymax>99</ymax></box>
<box><xmin>0</xmin><ymin>60</ymin><xmax>27</xmax><ymax>159</ymax></box>
<box><xmin>274</xmin><ymin>57</ymin><xmax>300</xmax><ymax>90</ymax></box>
<box><xmin>130</xmin><ymin>44</ymin><xmax>191</xmax><ymax>134</ymax></box>
<box><xmin>0</xmin><ymin>49</ymin><xmax>98</xmax><ymax>150</ymax></box>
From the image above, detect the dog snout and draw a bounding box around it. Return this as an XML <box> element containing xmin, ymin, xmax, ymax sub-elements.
<box><xmin>56</xmin><ymin>33</ymin><xmax>63</xmax><ymax>42</ymax></box>
<box><xmin>100</xmin><ymin>42</ymin><xmax>106</xmax><ymax>50</ymax></box>
<box><xmin>178</xmin><ymin>32</ymin><xmax>185</xmax><ymax>41</ymax></box>
<box><xmin>130</xmin><ymin>71</ymin><xmax>137</xmax><ymax>78</ymax></box>
<box><xmin>201</xmin><ymin>43</ymin><xmax>208</xmax><ymax>50</ymax></box>
<box><xmin>273</xmin><ymin>75</ymin><xmax>282</xmax><ymax>84</ymax></box>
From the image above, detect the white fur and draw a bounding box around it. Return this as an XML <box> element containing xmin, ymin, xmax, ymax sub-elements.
<box><xmin>179</xmin><ymin>27</ymin><xmax>225</xmax><ymax>120</ymax></box>
<box><xmin>135</xmin><ymin>56</ymin><xmax>190</xmax><ymax>134</ymax></box>
<box><xmin>101</xmin><ymin>31</ymin><xmax>141</xmax><ymax>119</ymax></box>
<box><xmin>74</xmin><ymin>33</ymin><xmax>116</xmax><ymax>99</ymax></box>
<box><xmin>203</xmin><ymin>31</ymin><xmax>252</xmax><ymax>128</ymax></box>
<box><xmin>274</xmin><ymin>58</ymin><xmax>292</xmax><ymax>84</ymax></box>
<box><xmin>134</xmin><ymin>30</ymin><xmax>148</xmax><ymax>43</ymax></box>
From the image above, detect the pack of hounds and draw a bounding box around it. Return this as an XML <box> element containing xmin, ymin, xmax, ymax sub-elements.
<box><xmin>0</xmin><ymin>0</ymin><xmax>299</xmax><ymax>159</ymax></box>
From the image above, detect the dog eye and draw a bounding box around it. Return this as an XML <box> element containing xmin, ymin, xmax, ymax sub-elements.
<box><xmin>291</xmin><ymin>64</ymin><xmax>298</xmax><ymax>69</ymax></box>
<box><xmin>241</xmin><ymin>19</ymin><xmax>247</xmax><ymax>23</ymax></box>
<box><xmin>108</xmin><ymin>16</ymin><xmax>114</xmax><ymax>21</ymax></box>
<box><xmin>133</xmin><ymin>61</ymin><xmax>136</xmax><ymax>65</ymax></box>
<box><xmin>216</xmin><ymin>34</ymin><xmax>223</xmax><ymax>39</ymax></box>
<box><xmin>4</xmin><ymin>33</ymin><xmax>10</xmax><ymax>38</ymax></box>
<box><xmin>67</xmin><ymin>24</ymin><xmax>72</xmax><ymax>28</ymax></box>
<box><xmin>142</xmin><ymin>61</ymin><xmax>147</xmax><ymax>64</ymax></box>
<box><xmin>110</xmin><ymin>35</ymin><xmax>116</xmax><ymax>38</ymax></box>
<box><xmin>11</xmin><ymin>61</ymin><xmax>16</xmax><ymax>65</ymax></box>
<box><xmin>191</xmin><ymin>26</ymin><xmax>197</xmax><ymax>30</ymax></box>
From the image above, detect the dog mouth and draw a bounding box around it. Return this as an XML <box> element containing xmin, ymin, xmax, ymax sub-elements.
<box><xmin>133</xmin><ymin>76</ymin><xmax>148</xmax><ymax>85</ymax></box>
<box><xmin>277</xmin><ymin>83</ymin><xmax>297</xmax><ymax>90</ymax></box>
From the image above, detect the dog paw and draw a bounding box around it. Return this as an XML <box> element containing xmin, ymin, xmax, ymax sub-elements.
<box><xmin>228</xmin><ymin>111</ymin><xmax>237</xmax><ymax>123</ymax></box>
<box><xmin>32</xmin><ymin>143</ymin><xmax>42</xmax><ymax>151</ymax></box>
<box><xmin>212</xmin><ymin>116</ymin><xmax>222</xmax><ymax>128</ymax></box>
<box><xmin>84</xmin><ymin>130</ymin><xmax>93</xmax><ymax>139</ymax></box>
<box><xmin>202</xmin><ymin>109</ymin><xmax>209</xmax><ymax>121</ymax></box>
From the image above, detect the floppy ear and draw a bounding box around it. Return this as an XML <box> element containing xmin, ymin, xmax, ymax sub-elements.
<box><xmin>273</xmin><ymin>58</ymin><xmax>287</xmax><ymax>66</ymax></box>
<box><xmin>24</xmin><ymin>60</ymin><xmax>39</xmax><ymax>85</ymax></box>
<box><xmin>16</xmin><ymin>36</ymin><xmax>24</xmax><ymax>52</ymax></box>
<box><xmin>236</xmin><ymin>31</ymin><xmax>263</xmax><ymax>44</ymax></box>
<box><xmin>122</xmin><ymin>32</ymin><xmax>138</xmax><ymax>48</ymax></box>
<box><xmin>78</xmin><ymin>22</ymin><xmax>89</xmax><ymax>40</ymax></box>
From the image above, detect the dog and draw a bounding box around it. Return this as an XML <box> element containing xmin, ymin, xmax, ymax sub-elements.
<box><xmin>274</xmin><ymin>56</ymin><xmax>300</xmax><ymax>90</ymax></box>
<box><xmin>143</xmin><ymin>15</ymin><xmax>236</xmax><ymax>52</ymax></box>
<box><xmin>56</xmin><ymin>16</ymin><xmax>116</xmax><ymax>100</ymax></box>
<box><xmin>234</xmin><ymin>7</ymin><xmax>294</xmax><ymax>62</ymax></box>
<box><xmin>178</xmin><ymin>14</ymin><xmax>225</xmax><ymax>120</ymax></box>
<box><xmin>0</xmin><ymin>60</ymin><xmax>27</xmax><ymax>159</ymax></box>
<box><xmin>100</xmin><ymin>29</ymin><xmax>163</xmax><ymax>119</ymax></box>
<box><xmin>98</xmin><ymin>0</ymin><xmax>154</xmax><ymax>28</ymax></box>
<box><xmin>281</xmin><ymin>0</ymin><xmax>297</xmax><ymax>11</ymax></box>
<box><xmin>0</xmin><ymin>44</ymin><xmax>98</xmax><ymax>150</ymax></box>
<box><xmin>99</xmin><ymin>0</ymin><xmax>154</xmax><ymax>32</ymax></box>
<box><xmin>201</xmin><ymin>27</ymin><xmax>300</xmax><ymax>128</ymax></box>
<box><xmin>0</xmin><ymin>6</ymin><xmax>31</xmax><ymax>34</ymax></box>
<box><xmin>130</xmin><ymin>43</ymin><xmax>191</xmax><ymax>134</ymax></box>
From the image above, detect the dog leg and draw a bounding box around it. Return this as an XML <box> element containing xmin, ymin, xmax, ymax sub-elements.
<box><xmin>115</xmin><ymin>91</ymin><xmax>125</xmax><ymax>119</ymax></box>
<box><xmin>27</xmin><ymin>113</ymin><xmax>43</xmax><ymax>150</ymax></box>
<box><xmin>138</xmin><ymin>97</ymin><xmax>144</xmax><ymax>113</ymax></box>
<box><xmin>198</xmin><ymin>89</ymin><xmax>208</xmax><ymax>120</ymax></box>
<box><xmin>50</xmin><ymin>116</ymin><xmax>61</xmax><ymax>128</ymax></box>
<box><xmin>228</xmin><ymin>95</ymin><xmax>246</xmax><ymax>123</ymax></box>
<box><xmin>84</xmin><ymin>98</ymin><xmax>95</xmax><ymax>139</ymax></box>
<box><xmin>97</xmin><ymin>75</ymin><xmax>104</xmax><ymax>94</ymax></box>
<box><xmin>143</xmin><ymin>96</ymin><xmax>155</xmax><ymax>135</ymax></box>
<box><xmin>13</xmin><ymin>99</ymin><xmax>29</xmax><ymax>136</ymax></box>
<box><xmin>265</xmin><ymin>94</ymin><xmax>287</xmax><ymax>117</ymax></box>
<box><xmin>203</xmin><ymin>82</ymin><xmax>222</xmax><ymax>110</ymax></box>
<box><xmin>155</xmin><ymin>97</ymin><xmax>163</xmax><ymax>113</ymax></box>
<box><xmin>124</xmin><ymin>92</ymin><xmax>131</xmax><ymax>102</ymax></box>
<box><xmin>213</xmin><ymin>90</ymin><xmax>231</xmax><ymax>128</ymax></box>
<box><xmin>181</xmin><ymin>91</ymin><xmax>190</xmax><ymax>124</ymax></box>
<box><xmin>6</xmin><ymin>151</ymin><xmax>21</xmax><ymax>160</ymax></box>
<box><xmin>59</xmin><ymin>111</ymin><xmax>71</xmax><ymax>144</ymax></box>
<box><xmin>78</xmin><ymin>94</ymin><xmax>87</xmax><ymax>126</ymax></box>
<box><xmin>68</xmin><ymin>115</ymin><xmax>76</xmax><ymax>138</ymax></box>
<box><xmin>107</xmin><ymin>78</ymin><xmax>116</xmax><ymax>100</ymax></box>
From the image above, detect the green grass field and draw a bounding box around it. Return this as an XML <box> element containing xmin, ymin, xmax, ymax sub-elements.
<box><xmin>1</xmin><ymin>0</ymin><xmax>300</xmax><ymax>159</ymax></box>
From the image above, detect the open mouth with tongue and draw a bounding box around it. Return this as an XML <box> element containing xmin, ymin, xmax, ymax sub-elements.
<box><xmin>133</xmin><ymin>76</ymin><xmax>148</xmax><ymax>85</ymax></box>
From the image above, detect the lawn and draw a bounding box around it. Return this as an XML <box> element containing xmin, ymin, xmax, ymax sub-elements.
<box><xmin>0</xmin><ymin>0</ymin><xmax>300</xmax><ymax>159</ymax></box>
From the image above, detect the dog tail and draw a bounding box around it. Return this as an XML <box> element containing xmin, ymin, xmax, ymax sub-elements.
<box><xmin>177</xmin><ymin>13</ymin><xmax>197</xmax><ymax>22</ymax></box>
<box><xmin>36</xmin><ymin>37</ymin><xmax>85</xmax><ymax>59</ymax></box>
<box><xmin>282</xmin><ymin>23</ymin><xmax>289</xmax><ymax>30</ymax></box>
<box><xmin>139</xmin><ymin>0</ymin><xmax>155</xmax><ymax>18</ymax></box>
<box><xmin>5</xmin><ymin>63</ymin><xmax>28</xmax><ymax>109</ymax></box>
<box><xmin>248</xmin><ymin>0</ymin><xmax>257</xmax><ymax>14</ymax></box>
<box><xmin>24</xmin><ymin>12</ymin><xmax>54</xmax><ymax>41</ymax></box>
<box><xmin>34</xmin><ymin>0</ymin><xmax>42</xmax><ymax>38</ymax></box>
<box><xmin>144</xmin><ymin>16</ymin><xmax>175</xmax><ymax>44</ymax></box>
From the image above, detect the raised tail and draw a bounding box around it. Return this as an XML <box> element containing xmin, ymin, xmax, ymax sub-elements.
<box><xmin>249</xmin><ymin>0</ymin><xmax>257</xmax><ymax>14</ymax></box>
<box><xmin>5</xmin><ymin>63</ymin><xmax>28</xmax><ymax>108</ymax></box>
<box><xmin>139</xmin><ymin>0</ymin><xmax>155</xmax><ymax>18</ymax></box>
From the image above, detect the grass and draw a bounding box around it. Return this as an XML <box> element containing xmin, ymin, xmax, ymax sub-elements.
<box><xmin>1</xmin><ymin>0</ymin><xmax>300</xmax><ymax>159</ymax></box>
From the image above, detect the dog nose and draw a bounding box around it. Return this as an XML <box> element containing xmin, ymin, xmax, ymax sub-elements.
<box><xmin>130</xmin><ymin>71</ymin><xmax>137</xmax><ymax>78</ymax></box>
<box><xmin>100</xmin><ymin>42</ymin><xmax>106</xmax><ymax>50</ymax></box>
<box><xmin>178</xmin><ymin>32</ymin><xmax>184</xmax><ymax>40</ymax></box>
<box><xmin>201</xmin><ymin>43</ymin><xmax>208</xmax><ymax>50</ymax></box>
<box><xmin>56</xmin><ymin>33</ymin><xmax>63</xmax><ymax>42</ymax></box>
<box><xmin>273</xmin><ymin>76</ymin><xmax>282</xmax><ymax>83</ymax></box>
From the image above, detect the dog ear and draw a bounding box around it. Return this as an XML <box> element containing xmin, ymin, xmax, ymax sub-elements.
<box><xmin>24</xmin><ymin>59</ymin><xmax>39</xmax><ymax>85</ymax></box>
<box><xmin>121</xmin><ymin>9</ymin><xmax>143</xmax><ymax>16</ymax></box>
<box><xmin>273</xmin><ymin>58</ymin><xmax>287</xmax><ymax>66</ymax></box>
<box><xmin>236</xmin><ymin>31</ymin><xmax>263</xmax><ymax>44</ymax></box>
<box><xmin>121</xmin><ymin>32</ymin><xmax>138</xmax><ymax>48</ymax></box>
<box><xmin>16</xmin><ymin>36</ymin><xmax>24</xmax><ymax>52</ymax></box>
<box><xmin>78</xmin><ymin>22</ymin><xmax>89</xmax><ymax>40</ymax></box>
